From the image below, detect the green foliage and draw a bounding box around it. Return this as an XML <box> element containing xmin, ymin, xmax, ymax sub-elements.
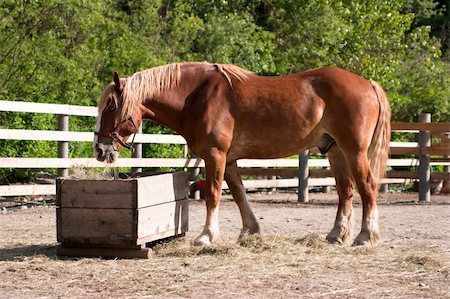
<box><xmin>0</xmin><ymin>0</ymin><xmax>449</xmax><ymax>182</ymax></box>
<box><xmin>193</xmin><ymin>11</ymin><xmax>276</xmax><ymax>73</ymax></box>
<box><xmin>266</xmin><ymin>0</ymin><xmax>449</xmax><ymax>121</ymax></box>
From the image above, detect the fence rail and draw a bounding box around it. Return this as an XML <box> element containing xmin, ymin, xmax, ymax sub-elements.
<box><xmin>1</xmin><ymin>100</ymin><xmax>449</xmax><ymax>200</ymax></box>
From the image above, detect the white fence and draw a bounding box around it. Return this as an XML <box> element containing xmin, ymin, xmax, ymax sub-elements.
<box><xmin>1</xmin><ymin>100</ymin><xmax>448</xmax><ymax>200</ymax></box>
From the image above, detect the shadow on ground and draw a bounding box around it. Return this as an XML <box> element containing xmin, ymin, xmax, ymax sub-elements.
<box><xmin>0</xmin><ymin>244</ymin><xmax>59</xmax><ymax>261</ymax></box>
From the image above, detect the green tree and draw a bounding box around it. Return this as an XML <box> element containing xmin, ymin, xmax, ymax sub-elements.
<box><xmin>0</xmin><ymin>0</ymin><xmax>448</xmax><ymax>182</ymax></box>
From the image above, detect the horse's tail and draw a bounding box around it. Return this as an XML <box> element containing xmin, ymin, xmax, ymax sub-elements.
<box><xmin>368</xmin><ymin>80</ymin><xmax>391</xmax><ymax>184</ymax></box>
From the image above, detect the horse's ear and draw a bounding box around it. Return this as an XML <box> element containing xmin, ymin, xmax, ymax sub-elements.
<box><xmin>113</xmin><ymin>71</ymin><xmax>123</xmax><ymax>94</ymax></box>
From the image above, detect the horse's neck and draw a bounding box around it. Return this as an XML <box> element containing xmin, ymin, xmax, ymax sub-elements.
<box><xmin>141</xmin><ymin>66</ymin><xmax>209</xmax><ymax>134</ymax></box>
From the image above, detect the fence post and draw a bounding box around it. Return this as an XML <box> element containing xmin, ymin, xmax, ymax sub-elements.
<box><xmin>379</xmin><ymin>183</ymin><xmax>388</xmax><ymax>193</ymax></box>
<box><xmin>57</xmin><ymin>114</ymin><xmax>69</xmax><ymax>177</ymax></box>
<box><xmin>321</xmin><ymin>154</ymin><xmax>331</xmax><ymax>193</ymax></box>
<box><xmin>442</xmin><ymin>133</ymin><xmax>450</xmax><ymax>193</ymax></box>
<box><xmin>443</xmin><ymin>156</ymin><xmax>450</xmax><ymax>193</ymax></box>
<box><xmin>132</xmin><ymin>124</ymin><xmax>143</xmax><ymax>175</ymax></box>
<box><xmin>269</xmin><ymin>168</ymin><xmax>276</xmax><ymax>194</ymax></box>
<box><xmin>418</xmin><ymin>113</ymin><xmax>431</xmax><ymax>202</ymax></box>
<box><xmin>298</xmin><ymin>150</ymin><xmax>309</xmax><ymax>203</ymax></box>
<box><xmin>190</xmin><ymin>164</ymin><xmax>201</xmax><ymax>200</ymax></box>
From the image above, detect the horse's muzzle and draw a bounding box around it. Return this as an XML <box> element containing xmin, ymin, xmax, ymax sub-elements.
<box><xmin>94</xmin><ymin>143</ymin><xmax>118</xmax><ymax>163</ymax></box>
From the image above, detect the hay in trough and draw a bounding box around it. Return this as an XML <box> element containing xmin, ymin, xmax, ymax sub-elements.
<box><xmin>65</xmin><ymin>165</ymin><xmax>121</xmax><ymax>180</ymax></box>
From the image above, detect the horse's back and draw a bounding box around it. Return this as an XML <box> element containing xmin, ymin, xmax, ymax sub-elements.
<box><xmin>299</xmin><ymin>66</ymin><xmax>374</xmax><ymax>99</ymax></box>
<box><xmin>225</xmin><ymin>67</ymin><xmax>380</xmax><ymax>159</ymax></box>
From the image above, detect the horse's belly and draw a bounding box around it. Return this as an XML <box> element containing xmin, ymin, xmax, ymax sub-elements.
<box><xmin>229</xmin><ymin>129</ymin><xmax>319</xmax><ymax>160</ymax></box>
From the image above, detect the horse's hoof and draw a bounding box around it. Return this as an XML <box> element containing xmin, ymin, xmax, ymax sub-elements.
<box><xmin>353</xmin><ymin>231</ymin><xmax>379</xmax><ymax>246</ymax></box>
<box><xmin>193</xmin><ymin>234</ymin><xmax>212</xmax><ymax>247</ymax></box>
<box><xmin>238</xmin><ymin>226</ymin><xmax>260</xmax><ymax>240</ymax></box>
<box><xmin>326</xmin><ymin>235</ymin><xmax>344</xmax><ymax>245</ymax></box>
<box><xmin>326</xmin><ymin>228</ymin><xmax>352</xmax><ymax>245</ymax></box>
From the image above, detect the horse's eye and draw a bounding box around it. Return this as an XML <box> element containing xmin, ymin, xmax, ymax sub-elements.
<box><xmin>107</xmin><ymin>98</ymin><xmax>116</xmax><ymax>111</ymax></box>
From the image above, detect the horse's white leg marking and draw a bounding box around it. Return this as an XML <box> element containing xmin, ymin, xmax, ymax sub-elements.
<box><xmin>193</xmin><ymin>148</ymin><xmax>226</xmax><ymax>246</ymax></box>
<box><xmin>354</xmin><ymin>206</ymin><xmax>380</xmax><ymax>245</ymax></box>
<box><xmin>327</xmin><ymin>206</ymin><xmax>354</xmax><ymax>244</ymax></box>
<box><xmin>194</xmin><ymin>207</ymin><xmax>220</xmax><ymax>246</ymax></box>
<box><xmin>348</xmin><ymin>152</ymin><xmax>380</xmax><ymax>246</ymax></box>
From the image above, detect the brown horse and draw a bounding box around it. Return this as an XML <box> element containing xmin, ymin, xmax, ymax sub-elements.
<box><xmin>94</xmin><ymin>62</ymin><xmax>390</xmax><ymax>246</ymax></box>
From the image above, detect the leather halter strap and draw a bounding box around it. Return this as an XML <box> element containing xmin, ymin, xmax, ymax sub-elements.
<box><xmin>95</xmin><ymin>116</ymin><xmax>138</xmax><ymax>153</ymax></box>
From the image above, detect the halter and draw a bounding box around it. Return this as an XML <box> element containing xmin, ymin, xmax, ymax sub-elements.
<box><xmin>95</xmin><ymin>116</ymin><xmax>138</xmax><ymax>153</ymax></box>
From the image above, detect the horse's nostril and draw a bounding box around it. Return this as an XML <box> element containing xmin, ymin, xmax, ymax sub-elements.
<box><xmin>106</xmin><ymin>152</ymin><xmax>114</xmax><ymax>163</ymax></box>
<box><xmin>97</xmin><ymin>146</ymin><xmax>104</xmax><ymax>157</ymax></box>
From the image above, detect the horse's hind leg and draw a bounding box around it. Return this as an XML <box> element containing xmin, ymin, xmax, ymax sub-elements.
<box><xmin>224</xmin><ymin>161</ymin><xmax>260</xmax><ymax>238</ymax></box>
<box><xmin>326</xmin><ymin>145</ymin><xmax>355</xmax><ymax>244</ymax></box>
<box><xmin>345</xmin><ymin>152</ymin><xmax>380</xmax><ymax>245</ymax></box>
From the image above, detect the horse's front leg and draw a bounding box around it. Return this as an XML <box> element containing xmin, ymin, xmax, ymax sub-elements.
<box><xmin>193</xmin><ymin>147</ymin><xmax>227</xmax><ymax>246</ymax></box>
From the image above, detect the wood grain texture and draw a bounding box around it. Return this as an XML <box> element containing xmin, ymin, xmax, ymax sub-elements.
<box><xmin>137</xmin><ymin>199</ymin><xmax>189</xmax><ymax>242</ymax></box>
<box><xmin>56</xmin><ymin>172</ymin><xmax>190</xmax><ymax>247</ymax></box>
<box><xmin>136</xmin><ymin>172</ymin><xmax>189</xmax><ymax>207</ymax></box>
<box><xmin>57</xmin><ymin>208</ymin><xmax>136</xmax><ymax>246</ymax></box>
<box><xmin>57</xmin><ymin>179</ymin><xmax>135</xmax><ymax>208</ymax></box>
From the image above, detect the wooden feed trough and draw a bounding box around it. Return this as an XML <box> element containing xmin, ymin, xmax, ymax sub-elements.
<box><xmin>56</xmin><ymin>172</ymin><xmax>189</xmax><ymax>259</ymax></box>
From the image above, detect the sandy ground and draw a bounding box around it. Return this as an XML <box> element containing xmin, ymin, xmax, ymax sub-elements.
<box><xmin>0</xmin><ymin>191</ymin><xmax>449</xmax><ymax>298</ymax></box>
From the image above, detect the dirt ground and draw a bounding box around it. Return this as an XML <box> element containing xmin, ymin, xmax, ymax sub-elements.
<box><xmin>0</xmin><ymin>191</ymin><xmax>449</xmax><ymax>298</ymax></box>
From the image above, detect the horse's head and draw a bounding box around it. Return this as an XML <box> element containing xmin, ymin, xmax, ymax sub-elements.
<box><xmin>94</xmin><ymin>72</ymin><xmax>142</xmax><ymax>163</ymax></box>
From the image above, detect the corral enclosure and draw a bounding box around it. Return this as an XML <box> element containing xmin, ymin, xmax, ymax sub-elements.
<box><xmin>0</xmin><ymin>191</ymin><xmax>449</xmax><ymax>298</ymax></box>
<box><xmin>1</xmin><ymin>100</ymin><xmax>449</xmax><ymax>201</ymax></box>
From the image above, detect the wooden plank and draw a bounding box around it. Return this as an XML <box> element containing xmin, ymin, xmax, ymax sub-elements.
<box><xmin>239</xmin><ymin>168</ymin><xmax>333</xmax><ymax>179</ymax></box>
<box><xmin>137</xmin><ymin>199</ymin><xmax>189</xmax><ymax>242</ymax></box>
<box><xmin>391</xmin><ymin>122</ymin><xmax>450</xmax><ymax>134</ymax></box>
<box><xmin>238</xmin><ymin>168</ymin><xmax>298</xmax><ymax>177</ymax></box>
<box><xmin>423</xmin><ymin>147</ymin><xmax>450</xmax><ymax>156</ymax></box>
<box><xmin>430</xmin><ymin>172</ymin><xmax>450</xmax><ymax>180</ymax></box>
<box><xmin>390</xmin><ymin>141</ymin><xmax>418</xmax><ymax>147</ymax></box>
<box><xmin>0</xmin><ymin>100</ymin><xmax>97</xmax><ymax>116</ymax></box>
<box><xmin>387</xmin><ymin>171</ymin><xmax>449</xmax><ymax>180</ymax></box>
<box><xmin>136</xmin><ymin>172</ymin><xmax>189</xmax><ymax>207</ymax></box>
<box><xmin>0</xmin><ymin>129</ymin><xmax>93</xmax><ymax>142</ymax></box>
<box><xmin>57</xmin><ymin>245</ymin><xmax>151</xmax><ymax>259</ymax></box>
<box><xmin>67</xmin><ymin>192</ymin><xmax>135</xmax><ymax>209</ymax></box>
<box><xmin>309</xmin><ymin>169</ymin><xmax>333</xmax><ymax>178</ymax></box>
<box><xmin>430</xmin><ymin>157</ymin><xmax>450</xmax><ymax>163</ymax></box>
<box><xmin>4</xmin><ymin>157</ymin><xmax>447</xmax><ymax>170</ymax></box>
<box><xmin>57</xmin><ymin>208</ymin><xmax>136</xmax><ymax>246</ymax></box>
<box><xmin>222</xmin><ymin>178</ymin><xmax>336</xmax><ymax>189</ymax></box>
<box><xmin>387</xmin><ymin>170</ymin><xmax>418</xmax><ymax>179</ymax></box>
<box><xmin>390</xmin><ymin>147</ymin><xmax>418</xmax><ymax>155</ymax></box>
<box><xmin>0</xmin><ymin>184</ymin><xmax>55</xmax><ymax>196</ymax></box>
<box><xmin>58</xmin><ymin>202</ymin><xmax>189</xmax><ymax>248</ymax></box>
<box><xmin>58</xmin><ymin>182</ymin><xmax>135</xmax><ymax>209</ymax></box>
<box><xmin>388</xmin><ymin>158</ymin><xmax>419</xmax><ymax>166</ymax></box>
<box><xmin>0</xmin><ymin>129</ymin><xmax>186</xmax><ymax>144</ymax></box>
<box><xmin>238</xmin><ymin>159</ymin><xmax>330</xmax><ymax>168</ymax></box>
<box><xmin>0</xmin><ymin>157</ymin><xmax>205</xmax><ymax>168</ymax></box>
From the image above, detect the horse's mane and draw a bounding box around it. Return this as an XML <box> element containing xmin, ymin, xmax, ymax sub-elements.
<box><xmin>114</xmin><ymin>62</ymin><xmax>252</xmax><ymax>118</ymax></box>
